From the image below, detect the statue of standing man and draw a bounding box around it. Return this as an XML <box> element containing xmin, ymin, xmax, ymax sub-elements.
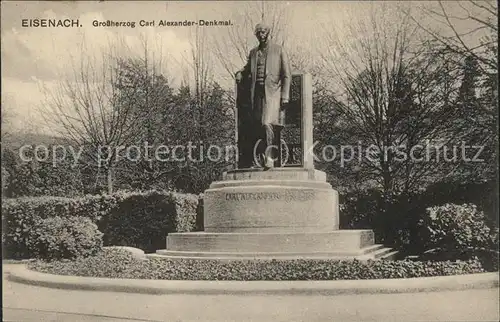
<box><xmin>235</xmin><ymin>23</ymin><xmax>291</xmax><ymax>170</ymax></box>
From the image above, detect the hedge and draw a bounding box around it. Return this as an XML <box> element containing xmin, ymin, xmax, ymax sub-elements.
<box><xmin>2</xmin><ymin>190</ymin><xmax>200</xmax><ymax>258</ymax></box>
<box><xmin>339</xmin><ymin>192</ymin><xmax>498</xmax><ymax>267</ymax></box>
<box><xmin>418</xmin><ymin>203</ymin><xmax>499</xmax><ymax>271</ymax></box>
<box><xmin>27</xmin><ymin>216</ymin><xmax>103</xmax><ymax>260</ymax></box>
<box><xmin>419</xmin><ymin>203</ymin><xmax>497</xmax><ymax>255</ymax></box>
<box><xmin>98</xmin><ymin>191</ymin><xmax>199</xmax><ymax>252</ymax></box>
<box><xmin>3</xmin><ymin>194</ymin><xmax>113</xmax><ymax>259</ymax></box>
<box><xmin>1</xmin><ymin>195</ymin><xmax>114</xmax><ymax>222</ymax></box>
<box><xmin>28</xmin><ymin>248</ymin><xmax>489</xmax><ymax>281</ymax></box>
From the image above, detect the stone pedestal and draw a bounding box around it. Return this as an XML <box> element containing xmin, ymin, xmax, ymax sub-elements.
<box><xmin>151</xmin><ymin>73</ymin><xmax>396</xmax><ymax>261</ymax></box>
<box><xmin>151</xmin><ymin>168</ymin><xmax>397</xmax><ymax>260</ymax></box>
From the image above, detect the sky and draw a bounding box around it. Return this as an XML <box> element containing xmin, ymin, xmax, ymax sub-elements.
<box><xmin>1</xmin><ymin>1</ymin><xmax>493</xmax><ymax>135</ymax></box>
<box><xmin>1</xmin><ymin>1</ymin><xmax>339</xmax><ymax>134</ymax></box>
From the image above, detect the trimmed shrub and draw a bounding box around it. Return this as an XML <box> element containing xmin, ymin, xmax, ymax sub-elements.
<box><xmin>2</xmin><ymin>190</ymin><xmax>200</xmax><ymax>258</ymax></box>
<box><xmin>98</xmin><ymin>191</ymin><xmax>176</xmax><ymax>253</ymax></box>
<box><xmin>339</xmin><ymin>190</ymin><xmax>413</xmax><ymax>249</ymax></box>
<box><xmin>2</xmin><ymin>202</ymin><xmax>40</xmax><ymax>259</ymax></box>
<box><xmin>422</xmin><ymin>180</ymin><xmax>498</xmax><ymax>228</ymax></box>
<box><xmin>419</xmin><ymin>203</ymin><xmax>496</xmax><ymax>255</ymax></box>
<box><xmin>1</xmin><ymin>195</ymin><xmax>114</xmax><ymax>222</ymax></box>
<box><xmin>2</xmin><ymin>195</ymin><xmax>113</xmax><ymax>259</ymax></box>
<box><xmin>27</xmin><ymin>216</ymin><xmax>103</xmax><ymax>260</ymax></box>
<box><xmin>339</xmin><ymin>190</ymin><xmax>498</xmax><ymax>260</ymax></box>
<box><xmin>339</xmin><ymin>190</ymin><xmax>381</xmax><ymax>230</ymax></box>
<box><xmin>98</xmin><ymin>190</ymin><xmax>198</xmax><ymax>252</ymax></box>
<box><xmin>418</xmin><ymin>203</ymin><xmax>498</xmax><ymax>269</ymax></box>
<box><xmin>28</xmin><ymin>248</ymin><xmax>488</xmax><ymax>280</ymax></box>
<box><xmin>171</xmin><ymin>192</ymin><xmax>199</xmax><ymax>232</ymax></box>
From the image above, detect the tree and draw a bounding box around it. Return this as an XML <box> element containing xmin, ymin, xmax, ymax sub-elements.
<box><xmin>39</xmin><ymin>41</ymin><xmax>153</xmax><ymax>194</ymax></box>
<box><xmin>404</xmin><ymin>1</ymin><xmax>497</xmax><ymax>212</ymax></box>
<box><xmin>446</xmin><ymin>53</ymin><xmax>498</xmax><ymax>184</ymax></box>
<box><xmin>107</xmin><ymin>37</ymin><xmax>180</xmax><ymax>192</ymax></box>
<box><xmin>410</xmin><ymin>1</ymin><xmax>497</xmax><ymax>72</ymax></box>
<box><xmin>318</xmin><ymin>3</ymin><xmax>464</xmax><ymax>195</ymax></box>
<box><xmin>167</xmin><ymin>26</ymin><xmax>235</xmax><ymax>193</ymax></box>
<box><xmin>1</xmin><ymin>93</ymin><xmax>40</xmax><ymax>143</ymax></box>
<box><xmin>1</xmin><ymin>147</ymin><xmax>17</xmax><ymax>197</ymax></box>
<box><xmin>1</xmin><ymin>100</ymin><xmax>16</xmax><ymax>142</ymax></box>
<box><xmin>3</xmin><ymin>145</ymin><xmax>84</xmax><ymax>198</ymax></box>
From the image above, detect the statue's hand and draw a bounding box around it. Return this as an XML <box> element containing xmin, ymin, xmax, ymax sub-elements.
<box><xmin>235</xmin><ymin>71</ymin><xmax>242</xmax><ymax>83</ymax></box>
<box><xmin>281</xmin><ymin>98</ymin><xmax>289</xmax><ymax>106</ymax></box>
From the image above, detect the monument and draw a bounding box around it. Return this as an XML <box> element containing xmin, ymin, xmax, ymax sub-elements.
<box><xmin>151</xmin><ymin>24</ymin><xmax>396</xmax><ymax>260</ymax></box>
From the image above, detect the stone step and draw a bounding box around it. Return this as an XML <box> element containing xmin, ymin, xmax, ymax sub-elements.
<box><xmin>377</xmin><ymin>250</ymin><xmax>399</xmax><ymax>260</ymax></box>
<box><xmin>166</xmin><ymin>230</ymin><xmax>375</xmax><ymax>253</ymax></box>
<box><xmin>147</xmin><ymin>254</ymin><xmax>379</xmax><ymax>261</ymax></box>
<box><xmin>358</xmin><ymin>247</ymin><xmax>398</xmax><ymax>260</ymax></box>
<box><xmin>152</xmin><ymin>244</ymin><xmax>387</xmax><ymax>260</ymax></box>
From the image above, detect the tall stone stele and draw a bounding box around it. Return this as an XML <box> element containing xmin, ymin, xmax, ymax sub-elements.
<box><xmin>151</xmin><ymin>73</ymin><xmax>396</xmax><ymax>260</ymax></box>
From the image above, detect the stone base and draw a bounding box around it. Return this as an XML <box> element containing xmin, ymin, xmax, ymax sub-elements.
<box><xmin>203</xmin><ymin>168</ymin><xmax>339</xmax><ymax>233</ymax></box>
<box><xmin>152</xmin><ymin>168</ymin><xmax>397</xmax><ymax>261</ymax></box>
<box><xmin>150</xmin><ymin>229</ymin><xmax>397</xmax><ymax>260</ymax></box>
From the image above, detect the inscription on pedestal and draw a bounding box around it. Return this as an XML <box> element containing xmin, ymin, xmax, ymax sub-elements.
<box><xmin>225</xmin><ymin>190</ymin><xmax>315</xmax><ymax>201</ymax></box>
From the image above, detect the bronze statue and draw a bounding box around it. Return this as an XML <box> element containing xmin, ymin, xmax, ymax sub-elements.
<box><xmin>235</xmin><ymin>22</ymin><xmax>292</xmax><ymax>169</ymax></box>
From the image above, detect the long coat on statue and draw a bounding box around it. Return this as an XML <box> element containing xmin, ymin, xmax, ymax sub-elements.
<box><xmin>239</xmin><ymin>43</ymin><xmax>291</xmax><ymax>126</ymax></box>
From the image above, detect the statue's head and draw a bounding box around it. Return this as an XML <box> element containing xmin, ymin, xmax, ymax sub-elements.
<box><xmin>254</xmin><ymin>23</ymin><xmax>270</xmax><ymax>45</ymax></box>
